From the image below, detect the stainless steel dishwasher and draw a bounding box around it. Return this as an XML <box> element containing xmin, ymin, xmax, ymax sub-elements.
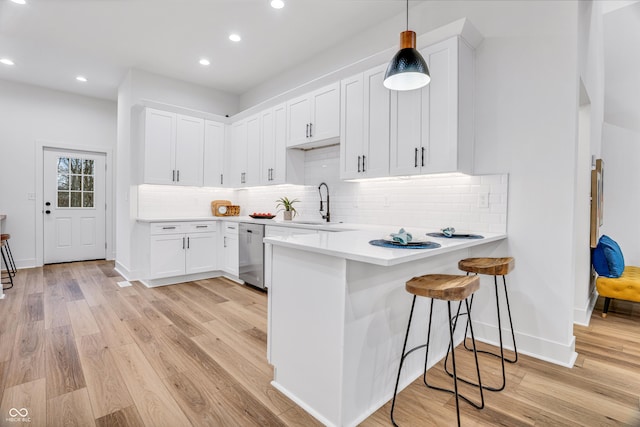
<box><xmin>238</xmin><ymin>223</ymin><xmax>265</xmax><ymax>289</ymax></box>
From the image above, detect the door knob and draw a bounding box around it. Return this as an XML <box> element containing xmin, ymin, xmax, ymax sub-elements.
<box><xmin>45</xmin><ymin>202</ymin><xmax>51</xmax><ymax>206</ymax></box>
<box><xmin>45</xmin><ymin>210</ymin><xmax>51</xmax><ymax>214</ymax></box>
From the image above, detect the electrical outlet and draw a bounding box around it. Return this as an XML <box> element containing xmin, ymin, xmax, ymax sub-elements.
<box><xmin>478</xmin><ymin>193</ymin><xmax>489</xmax><ymax>208</ymax></box>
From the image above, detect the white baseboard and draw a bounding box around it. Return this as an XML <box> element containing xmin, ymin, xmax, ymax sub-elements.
<box><xmin>471</xmin><ymin>320</ymin><xmax>577</xmax><ymax>367</ymax></box>
<box><xmin>573</xmin><ymin>287</ymin><xmax>598</xmax><ymax>326</ymax></box>
<box><xmin>140</xmin><ymin>271</ymin><xmax>224</xmax><ymax>288</ymax></box>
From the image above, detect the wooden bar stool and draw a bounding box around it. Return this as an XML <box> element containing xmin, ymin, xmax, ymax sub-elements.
<box><xmin>390</xmin><ymin>274</ymin><xmax>484</xmax><ymax>427</ymax></box>
<box><xmin>0</xmin><ymin>234</ymin><xmax>16</xmax><ymax>290</ymax></box>
<box><xmin>451</xmin><ymin>257</ymin><xmax>517</xmax><ymax>392</ymax></box>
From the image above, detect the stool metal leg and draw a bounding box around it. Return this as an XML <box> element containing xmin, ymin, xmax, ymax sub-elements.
<box><xmin>5</xmin><ymin>241</ymin><xmax>17</xmax><ymax>277</ymax></box>
<box><xmin>1</xmin><ymin>245</ymin><xmax>14</xmax><ymax>291</ymax></box>
<box><xmin>390</xmin><ymin>296</ymin><xmax>417</xmax><ymax>427</ymax></box>
<box><xmin>424</xmin><ymin>299</ymin><xmax>484</xmax><ymax>413</ymax></box>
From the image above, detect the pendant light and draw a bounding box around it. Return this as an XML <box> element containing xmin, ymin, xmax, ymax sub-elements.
<box><xmin>383</xmin><ymin>0</ymin><xmax>430</xmax><ymax>91</ymax></box>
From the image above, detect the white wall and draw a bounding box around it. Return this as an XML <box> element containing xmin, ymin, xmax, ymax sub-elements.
<box><xmin>601</xmin><ymin>123</ymin><xmax>640</xmax><ymax>265</ymax></box>
<box><xmin>573</xmin><ymin>0</ymin><xmax>605</xmax><ymax>325</ymax></box>
<box><xmin>0</xmin><ymin>79</ymin><xmax>116</xmax><ymax>268</ymax></box>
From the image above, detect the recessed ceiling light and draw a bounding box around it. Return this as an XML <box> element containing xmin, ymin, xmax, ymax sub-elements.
<box><xmin>76</xmin><ymin>76</ymin><xmax>87</xmax><ymax>82</ymax></box>
<box><xmin>270</xmin><ymin>0</ymin><xmax>284</xmax><ymax>9</ymax></box>
<box><xmin>0</xmin><ymin>58</ymin><xmax>15</xmax><ymax>66</ymax></box>
<box><xmin>10</xmin><ymin>0</ymin><xmax>26</xmax><ymax>4</ymax></box>
<box><xmin>229</xmin><ymin>34</ymin><xmax>241</xmax><ymax>42</ymax></box>
<box><xmin>199</xmin><ymin>58</ymin><xmax>211</xmax><ymax>66</ymax></box>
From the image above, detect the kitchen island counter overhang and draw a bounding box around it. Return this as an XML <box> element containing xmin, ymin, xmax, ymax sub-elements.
<box><xmin>264</xmin><ymin>230</ymin><xmax>506</xmax><ymax>427</ymax></box>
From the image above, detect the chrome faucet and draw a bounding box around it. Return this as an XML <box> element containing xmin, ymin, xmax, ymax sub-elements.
<box><xmin>318</xmin><ymin>182</ymin><xmax>330</xmax><ymax>222</ymax></box>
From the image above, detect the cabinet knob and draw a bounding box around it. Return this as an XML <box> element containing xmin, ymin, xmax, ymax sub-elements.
<box><xmin>45</xmin><ymin>210</ymin><xmax>51</xmax><ymax>214</ymax></box>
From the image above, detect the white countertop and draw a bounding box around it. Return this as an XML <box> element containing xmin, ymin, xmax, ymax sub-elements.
<box><xmin>265</xmin><ymin>229</ymin><xmax>506</xmax><ymax>266</ymax></box>
<box><xmin>136</xmin><ymin>215</ymin><xmax>360</xmax><ymax>232</ymax></box>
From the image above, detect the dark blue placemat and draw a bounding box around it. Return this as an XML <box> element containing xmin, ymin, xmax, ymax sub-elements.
<box><xmin>369</xmin><ymin>240</ymin><xmax>441</xmax><ymax>249</ymax></box>
<box><xmin>426</xmin><ymin>233</ymin><xmax>484</xmax><ymax>239</ymax></box>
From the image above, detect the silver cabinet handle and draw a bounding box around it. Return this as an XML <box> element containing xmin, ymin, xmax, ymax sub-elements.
<box><xmin>162</xmin><ymin>226</ymin><xmax>176</xmax><ymax>230</ymax></box>
<box><xmin>172</xmin><ymin>170</ymin><xmax>176</xmax><ymax>181</ymax></box>
<box><xmin>220</xmin><ymin>174</ymin><xmax>224</xmax><ymax>185</ymax></box>
<box><xmin>182</xmin><ymin>237</ymin><xmax>185</xmax><ymax>249</ymax></box>
<box><xmin>187</xmin><ymin>237</ymin><xmax>190</xmax><ymax>249</ymax></box>
<box><xmin>414</xmin><ymin>148</ymin><xmax>418</xmax><ymax>168</ymax></box>
<box><xmin>362</xmin><ymin>155</ymin><xmax>366</xmax><ymax>172</ymax></box>
<box><xmin>309</xmin><ymin>122</ymin><xmax>313</xmax><ymax>138</ymax></box>
<box><xmin>177</xmin><ymin>170</ymin><xmax>180</xmax><ymax>182</ymax></box>
<box><xmin>306</xmin><ymin>123</ymin><xmax>309</xmax><ymax>138</ymax></box>
<box><xmin>357</xmin><ymin>156</ymin><xmax>361</xmax><ymax>173</ymax></box>
<box><xmin>224</xmin><ymin>236</ymin><xmax>227</xmax><ymax>248</ymax></box>
<box><xmin>421</xmin><ymin>147</ymin><xmax>425</xmax><ymax>167</ymax></box>
<box><xmin>196</xmin><ymin>225</ymin><xmax>208</xmax><ymax>228</ymax></box>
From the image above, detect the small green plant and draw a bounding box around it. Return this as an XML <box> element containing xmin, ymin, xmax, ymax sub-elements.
<box><xmin>275</xmin><ymin>196</ymin><xmax>299</xmax><ymax>218</ymax></box>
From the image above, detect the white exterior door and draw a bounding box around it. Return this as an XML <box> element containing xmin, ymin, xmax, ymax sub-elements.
<box><xmin>44</xmin><ymin>149</ymin><xmax>106</xmax><ymax>264</ymax></box>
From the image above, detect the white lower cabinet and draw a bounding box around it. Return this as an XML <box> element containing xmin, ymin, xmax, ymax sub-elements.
<box><xmin>149</xmin><ymin>222</ymin><xmax>217</xmax><ymax>279</ymax></box>
<box><xmin>223</xmin><ymin>222</ymin><xmax>239</xmax><ymax>277</ymax></box>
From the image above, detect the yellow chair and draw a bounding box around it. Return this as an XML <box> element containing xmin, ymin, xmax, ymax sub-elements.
<box><xmin>596</xmin><ymin>266</ymin><xmax>640</xmax><ymax>317</ymax></box>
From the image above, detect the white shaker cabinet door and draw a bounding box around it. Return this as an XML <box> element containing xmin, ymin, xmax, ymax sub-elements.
<box><xmin>175</xmin><ymin>114</ymin><xmax>204</xmax><ymax>186</ymax></box>
<box><xmin>245</xmin><ymin>114</ymin><xmax>261</xmax><ymax>187</ymax></box>
<box><xmin>310</xmin><ymin>82</ymin><xmax>340</xmax><ymax>142</ymax></box>
<box><xmin>389</xmin><ymin>88</ymin><xmax>425</xmax><ymax>176</ymax></box>
<box><xmin>287</xmin><ymin>96</ymin><xmax>311</xmax><ymax>147</ymax></box>
<box><xmin>203</xmin><ymin>120</ymin><xmax>225</xmax><ymax>187</ymax></box>
<box><xmin>150</xmin><ymin>234</ymin><xmax>185</xmax><ymax>279</ymax></box>
<box><xmin>144</xmin><ymin>108</ymin><xmax>176</xmax><ymax>185</ymax></box>
<box><xmin>339</xmin><ymin>74</ymin><xmax>364</xmax><ymax>179</ymax></box>
<box><xmin>363</xmin><ymin>65</ymin><xmax>390</xmax><ymax>178</ymax></box>
<box><xmin>185</xmin><ymin>232</ymin><xmax>218</xmax><ymax>274</ymax></box>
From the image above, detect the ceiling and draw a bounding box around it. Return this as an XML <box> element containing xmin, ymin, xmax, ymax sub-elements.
<box><xmin>0</xmin><ymin>0</ymin><xmax>406</xmax><ymax>101</ymax></box>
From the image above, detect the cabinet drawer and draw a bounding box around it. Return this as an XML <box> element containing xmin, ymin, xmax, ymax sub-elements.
<box><xmin>224</xmin><ymin>222</ymin><xmax>239</xmax><ymax>235</ymax></box>
<box><xmin>150</xmin><ymin>223</ymin><xmax>184</xmax><ymax>235</ymax></box>
<box><xmin>185</xmin><ymin>222</ymin><xmax>217</xmax><ymax>233</ymax></box>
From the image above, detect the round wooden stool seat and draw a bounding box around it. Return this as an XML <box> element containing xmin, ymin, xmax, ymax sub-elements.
<box><xmin>458</xmin><ymin>257</ymin><xmax>515</xmax><ymax>276</ymax></box>
<box><xmin>0</xmin><ymin>234</ymin><xmax>10</xmax><ymax>242</ymax></box>
<box><xmin>406</xmin><ymin>274</ymin><xmax>480</xmax><ymax>301</ymax></box>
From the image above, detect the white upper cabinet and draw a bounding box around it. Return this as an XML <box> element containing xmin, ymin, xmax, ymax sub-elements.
<box><xmin>143</xmin><ymin>107</ymin><xmax>204</xmax><ymax>186</ymax></box>
<box><xmin>245</xmin><ymin>114</ymin><xmax>261</xmax><ymax>187</ymax></box>
<box><xmin>390</xmin><ymin>36</ymin><xmax>474</xmax><ymax>176</ymax></box>
<box><xmin>228</xmin><ymin>119</ymin><xmax>248</xmax><ymax>187</ymax></box>
<box><xmin>261</xmin><ymin>103</ymin><xmax>287</xmax><ymax>185</ymax></box>
<box><xmin>340</xmin><ymin>64</ymin><xmax>390</xmax><ymax>179</ymax></box>
<box><xmin>287</xmin><ymin>82</ymin><xmax>340</xmax><ymax>148</ymax></box>
<box><xmin>175</xmin><ymin>114</ymin><xmax>205</xmax><ymax>186</ymax></box>
<box><xmin>203</xmin><ymin>120</ymin><xmax>226</xmax><ymax>187</ymax></box>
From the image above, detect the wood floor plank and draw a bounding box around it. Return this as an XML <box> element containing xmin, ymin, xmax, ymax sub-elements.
<box><xmin>74</xmin><ymin>276</ymin><xmax>110</xmax><ymax>307</ymax></box>
<box><xmin>122</xmin><ymin>294</ymin><xmax>173</xmax><ymax>327</ymax></box>
<box><xmin>5</xmin><ymin>320</ymin><xmax>45</xmax><ymax>388</ymax></box>
<box><xmin>77</xmin><ymin>333</ymin><xmax>134</xmax><ymax>418</ymax></box>
<box><xmin>123</xmin><ymin>318</ymin><xmax>192</xmax><ymax>379</ymax></box>
<box><xmin>67</xmin><ymin>300</ymin><xmax>101</xmax><ymax>338</ymax></box>
<box><xmin>101</xmin><ymin>291</ymin><xmax>141</xmax><ymax>321</ymax></box>
<box><xmin>153</xmin><ymin>286</ymin><xmax>216</xmax><ymax>323</ymax></box>
<box><xmin>23</xmin><ymin>267</ymin><xmax>45</xmax><ymax>295</ymax></box>
<box><xmin>149</xmin><ymin>299</ymin><xmax>207</xmax><ymax>337</ymax></box>
<box><xmin>22</xmin><ymin>292</ymin><xmax>45</xmax><ymax>323</ymax></box>
<box><xmin>0</xmin><ymin>378</ymin><xmax>46</xmax><ymax>426</ymax></box>
<box><xmin>95</xmin><ymin>405</ymin><xmax>145</xmax><ymax>427</ymax></box>
<box><xmin>46</xmin><ymin>388</ymin><xmax>96</xmax><ymax>427</ymax></box>
<box><xmin>45</xmin><ymin>325</ymin><xmax>86</xmax><ymax>398</ymax></box>
<box><xmin>111</xmin><ymin>343</ymin><xmax>190</xmax><ymax>427</ymax></box>
<box><xmin>192</xmin><ymin>332</ymin><xmax>294</xmax><ymax>415</ymax></box>
<box><xmin>89</xmin><ymin>304</ymin><xmax>134</xmax><ymax>348</ymax></box>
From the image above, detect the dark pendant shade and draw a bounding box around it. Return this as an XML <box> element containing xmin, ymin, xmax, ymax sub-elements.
<box><xmin>384</xmin><ymin>30</ymin><xmax>430</xmax><ymax>91</ymax></box>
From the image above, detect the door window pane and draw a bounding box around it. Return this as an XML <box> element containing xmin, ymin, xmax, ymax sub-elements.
<box><xmin>70</xmin><ymin>192</ymin><xmax>82</xmax><ymax>207</ymax></box>
<box><xmin>57</xmin><ymin>192</ymin><xmax>70</xmax><ymax>207</ymax></box>
<box><xmin>83</xmin><ymin>192</ymin><xmax>94</xmax><ymax>208</ymax></box>
<box><xmin>56</xmin><ymin>156</ymin><xmax>96</xmax><ymax>209</ymax></box>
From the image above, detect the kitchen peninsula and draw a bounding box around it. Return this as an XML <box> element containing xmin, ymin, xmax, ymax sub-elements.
<box><xmin>265</xmin><ymin>229</ymin><xmax>506</xmax><ymax>427</ymax></box>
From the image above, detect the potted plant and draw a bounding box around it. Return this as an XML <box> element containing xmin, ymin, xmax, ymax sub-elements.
<box><xmin>276</xmin><ymin>197</ymin><xmax>299</xmax><ymax>220</ymax></box>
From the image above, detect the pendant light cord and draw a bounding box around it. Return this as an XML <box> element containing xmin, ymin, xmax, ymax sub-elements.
<box><xmin>406</xmin><ymin>0</ymin><xmax>409</xmax><ymax>31</ymax></box>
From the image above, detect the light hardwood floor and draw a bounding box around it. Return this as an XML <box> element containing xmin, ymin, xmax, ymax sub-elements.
<box><xmin>0</xmin><ymin>261</ymin><xmax>638</xmax><ymax>426</ymax></box>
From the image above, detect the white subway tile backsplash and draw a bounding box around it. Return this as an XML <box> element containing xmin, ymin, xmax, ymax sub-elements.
<box><xmin>137</xmin><ymin>145</ymin><xmax>508</xmax><ymax>233</ymax></box>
